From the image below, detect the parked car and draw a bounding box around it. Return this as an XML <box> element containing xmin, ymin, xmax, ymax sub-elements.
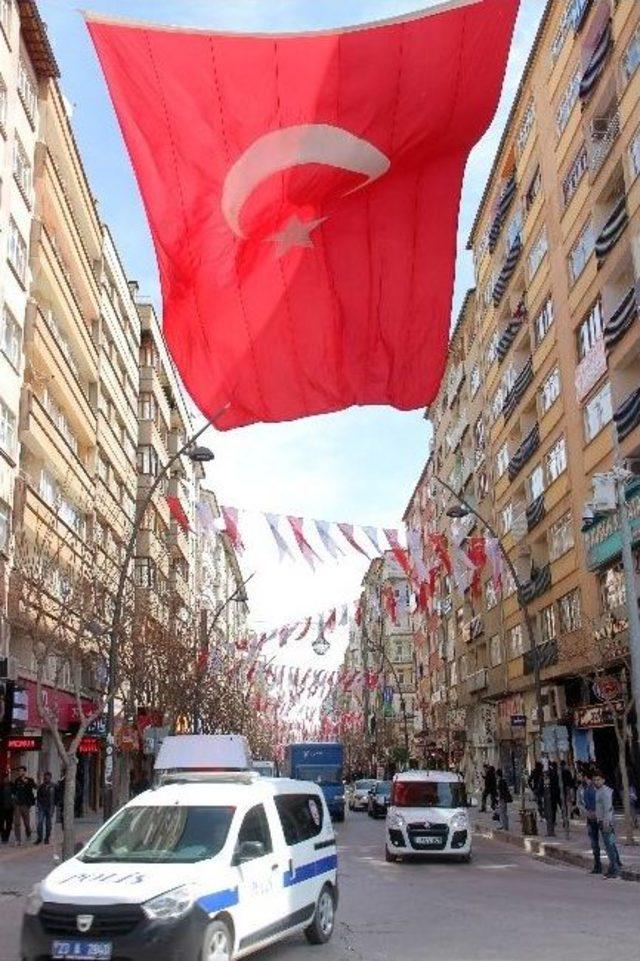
<box><xmin>385</xmin><ymin>770</ymin><xmax>471</xmax><ymax>863</ymax></box>
<box><xmin>367</xmin><ymin>781</ymin><xmax>391</xmax><ymax>818</ymax></box>
<box><xmin>349</xmin><ymin>779</ymin><xmax>378</xmax><ymax>811</ymax></box>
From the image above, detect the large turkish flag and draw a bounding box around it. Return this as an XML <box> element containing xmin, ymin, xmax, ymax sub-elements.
<box><xmin>87</xmin><ymin>0</ymin><xmax>518</xmax><ymax>430</ymax></box>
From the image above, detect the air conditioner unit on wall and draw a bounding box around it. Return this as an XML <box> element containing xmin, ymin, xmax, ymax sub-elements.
<box><xmin>592</xmin><ymin>474</ymin><xmax>616</xmax><ymax>512</ymax></box>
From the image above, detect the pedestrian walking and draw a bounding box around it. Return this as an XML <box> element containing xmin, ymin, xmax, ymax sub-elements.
<box><xmin>528</xmin><ymin>762</ymin><xmax>545</xmax><ymax>817</ymax></box>
<box><xmin>0</xmin><ymin>772</ymin><xmax>14</xmax><ymax>843</ymax></box>
<box><xmin>496</xmin><ymin>769</ymin><xmax>512</xmax><ymax>831</ymax></box>
<box><xmin>480</xmin><ymin>764</ymin><xmax>497</xmax><ymax>812</ymax></box>
<box><xmin>12</xmin><ymin>766</ymin><xmax>36</xmax><ymax>844</ymax></box>
<box><xmin>560</xmin><ymin>760</ymin><xmax>577</xmax><ymax>817</ymax></box>
<box><xmin>55</xmin><ymin>775</ymin><xmax>65</xmax><ymax>828</ymax></box>
<box><xmin>35</xmin><ymin>772</ymin><xmax>56</xmax><ymax>845</ymax></box>
<box><xmin>594</xmin><ymin>772</ymin><xmax>622</xmax><ymax>879</ymax></box>
<box><xmin>578</xmin><ymin>768</ymin><xmax>602</xmax><ymax>874</ymax></box>
<box><xmin>549</xmin><ymin>761</ymin><xmax>561</xmax><ymax>826</ymax></box>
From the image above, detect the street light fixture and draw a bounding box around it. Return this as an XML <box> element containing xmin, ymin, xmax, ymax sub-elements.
<box><xmin>445</xmin><ymin>504</ymin><xmax>470</xmax><ymax>519</ymax></box>
<box><xmin>188</xmin><ymin>446</ymin><xmax>215</xmax><ymax>463</ymax></box>
<box><xmin>312</xmin><ymin>618</ymin><xmax>330</xmax><ymax>656</ymax></box>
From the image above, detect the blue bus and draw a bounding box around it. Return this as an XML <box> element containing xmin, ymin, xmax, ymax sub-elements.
<box><xmin>283</xmin><ymin>742</ymin><xmax>345</xmax><ymax>821</ymax></box>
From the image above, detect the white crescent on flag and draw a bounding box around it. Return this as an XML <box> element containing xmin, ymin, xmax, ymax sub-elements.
<box><xmin>221</xmin><ymin>123</ymin><xmax>391</xmax><ymax>239</ymax></box>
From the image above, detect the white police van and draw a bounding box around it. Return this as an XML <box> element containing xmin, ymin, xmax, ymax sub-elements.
<box><xmin>385</xmin><ymin>770</ymin><xmax>472</xmax><ymax>862</ymax></box>
<box><xmin>21</xmin><ymin>736</ymin><xmax>338</xmax><ymax>961</ymax></box>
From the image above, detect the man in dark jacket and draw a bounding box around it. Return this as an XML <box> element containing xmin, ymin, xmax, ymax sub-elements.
<box><xmin>480</xmin><ymin>764</ymin><xmax>497</xmax><ymax>812</ymax></box>
<box><xmin>35</xmin><ymin>772</ymin><xmax>56</xmax><ymax>845</ymax></box>
<box><xmin>0</xmin><ymin>772</ymin><xmax>14</xmax><ymax>843</ymax></box>
<box><xmin>12</xmin><ymin>766</ymin><xmax>36</xmax><ymax>844</ymax></box>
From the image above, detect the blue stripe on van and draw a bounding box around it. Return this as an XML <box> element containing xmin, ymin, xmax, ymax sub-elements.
<box><xmin>283</xmin><ymin>853</ymin><xmax>338</xmax><ymax>887</ymax></box>
<box><xmin>198</xmin><ymin>886</ymin><xmax>239</xmax><ymax>913</ymax></box>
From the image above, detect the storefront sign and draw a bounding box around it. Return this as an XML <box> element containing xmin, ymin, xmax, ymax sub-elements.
<box><xmin>575</xmin><ymin>702</ymin><xmax>625</xmax><ymax>728</ymax></box>
<box><xmin>583</xmin><ymin>483</ymin><xmax>640</xmax><ymax>570</ymax></box>
<box><xmin>86</xmin><ymin>716</ymin><xmax>107</xmax><ymax>737</ymax></box>
<box><xmin>20</xmin><ymin>680</ymin><xmax>97</xmax><ymax>731</ymax></box>
<box><xmin>510</xmin><ymin>714</ymin><xmax>526</xmax><ymax>728</ymax></box>
<box><xmin>592</xmin><ymin>676</ymin><xmax>621</xmax><ymax>702</ymax></box>
<box><xmin>78</xmin><ymin>736</ymin><xmax>102</xmax><ymax>754</ymax></box>
<box><xmin>117</xmin><ymin>725</ymin><xmax>139</xmax><ymax>752</ymax></box>
<box><xmin>6</xmin><ymin>735</ymin><xmax>42</xmax><ymax>751</ymax></box>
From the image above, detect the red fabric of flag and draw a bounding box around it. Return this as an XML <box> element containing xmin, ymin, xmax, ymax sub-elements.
<box><xmin>166</xmin><ymin>495</ymin><xmax>190</xmax><ymax>532</ymax></box>
<box><xmin>87</xmin><ymin>1</ymin><xmax>518</xmax><ymax>430</ymax></box>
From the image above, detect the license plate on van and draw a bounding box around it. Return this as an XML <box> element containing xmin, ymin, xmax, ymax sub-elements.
<box><xmin>52</xmin><ymin>941</ymin><xmax>113</xmax><ymax>960</ymax></box>
<box><xmin>414</xmin><ymin>836</ymin><xmax>441</xmax><ymax>847</ymax></box>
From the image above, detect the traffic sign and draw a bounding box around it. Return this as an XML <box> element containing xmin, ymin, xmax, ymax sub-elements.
<box><xmin>510</xmin><ymin>714</ymin><xmax>526</xmax><ymax>728</ymax></box>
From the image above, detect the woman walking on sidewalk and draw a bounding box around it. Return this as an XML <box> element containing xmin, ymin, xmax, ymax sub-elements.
<box><xmin>0</xmin><ymin>772</ymin><xmax>14</xmax><ymax>843</ymax></box>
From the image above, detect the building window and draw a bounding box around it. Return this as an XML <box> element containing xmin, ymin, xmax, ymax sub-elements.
<box><xmin>506</xmin><ymin>209</ymin><xmax>522</xmax><ymax>251</ymax></box>
<box><xmin>584</xmin><ymin>381</ymin><xmax>612</xmax><ymax>442</ymax></box>
<box><xmin>138</xmin><ymin>391</ymin><xmax>157</xmax><ymax>421</ymax></box>
<box><xmin>476</xmin><ymin>469</ymin><xmax>489</xmax><ymax>501</ymax></box>
<box><xmin>0</xmin><ymin>0</ymin><xmax>10</xmax><ymax>39</ymax></box>
<box><xmin>568</xmin><ymin>220</ymin><xmax>594</xmax><ymax>283</ymax></box>
<box><xmin>545</xmin><ymin>436</ymin><xmax>567</xmax><ymax>484</ymax></box>
<box><xmin>527</xmin><ymin>228</ymin><xmax>548</xmax><ymax>279</ymax></box>
<box><xmin>135</xmin><ymin>557</ymin><xmax>156</xmax><ymax>588</ymax></box>
<box><xmin>527</xmin><ymin>463</ymin><xmax>545</xmax><ymax>501</ymax></box>
<box><xmin>139</xmin><ymin>340</ymin><xmax>157</xmax><ymax>369</ymax></box>
<box><xmin>59</xmin><ymin>498</ymin><xmax>84</xmax><ymax>537</ymax></box>
<box><xmin>7</xmin><ymin>217</ymin><xmax>27</xmax><ymax>283</ymax></box>
<box><xmin>0</xmin><ymin>76</ymin><xmax>7</xmax><ymax>133</ymax></box>
<box><xmin>470</xmin><ymin>364</ymin><xmax>481</xmax><ymax>397</ymax></box>
<box><xmin>630</xmin><ymin>126</ymin><xmax>640</xmax><ymax>179</ymax></box>
<box><xmin>533</xmin><ymin>297</ymin><xmax>554</xmax><ymax>347</ymax></box>
<box><xmin>539</xmin><ymin>366</ymin><xmax>561</xmax><ymax>415</ymax></box>
<box><xmin>0</xmin><ymin>304</ymin><xmax>21</xmax><ymax>368</ymax></box>
<box><xmin>496</xmin><ymin>443</ymin><xmax>510</xmax><ymax>479</ymax></box>
<box><xmin>577</xmin><ymin>298</ymin><xmax>603</xmax><ymax>360</ymax></box>
<box><xmin>39</xmin><ymin>469</ymin><xmax>58</xmax><ymax>506</ymax></box>
<box><xmin>548</xmin><ymin>510</ymin><xmax>574</xmax><ymax>561</ymax></box>
<box><xmin>17</xmin><ymin>57</ymin><xmax>37</xmax><ymax>125</ymax></box>
<box><xmin>509</xmin><ymin>624</ymin><xmax>525</xmax><ymax>658</ymax></box>
<box><xmin>525</xmin><ymin>166</ymin><xmax>541</xmax><ymax>213</ymax></box>
<box><xmin>621</xmin><ymin>22</ymin><xmax>640</xmax><ymax>83</ymax></box>
<box><xmin>485</xmin><ymin>579</ymin><xmax>498</xmax><ymax>610</ymax></box>
<box><xmin>0</xmin><ymin>498</ymin><xmax>9</xmax><ymax>553</ymax></box>
<box><xmin>539</xmin><ymin>604</ymin><xmax>557</xmax><ymax>644</ymax></box>
<box><xmin>555</xmin><ymin>67</ymin><xmax>580</xmax><ymax>137</ymax></box>
<box><xmin>517</xmin><ymin>101</ymin><xmax>536</xmax><ymax>155</ymax></box>
<box><xmin>486</xmin><ymin>329</ymin><xmax>501</xmax><ymax>367</ymax></box>
<box><xmin>499</xmin><ymin>503</ymin><xmax>513</xmax><ymax>537</ymax></box>
<box><xmin>599</xmin><ymin>565</ymin><xmax>626</xmax><ymax>612</ymax></box>
<box><xmin>0</xmin><ymin>397</ymin><xmax>15</xmax><ymax>455</ymax></box>
<box><xmin>559</xmin><ymin>589</ymin><xmax>581</xmax><ymax>634</ymax></box>
<box><xmin>12</xmin><ymin>136</ymin><xmax>32</xmax><ymax>201</ymax></box>
<box><xmin>489</xmin><ymin>634</ymin><xmax>502</xmax><ymax>667</ymax></box>
<box><xmin>562</xmin><ymin>143</ymin><xmax>588</xmax><ymax>206</ymax></box>
<box><xmin>137</xmin><ymin>445</ymin><xmax>159</xmax><ymax>476</ymax></box>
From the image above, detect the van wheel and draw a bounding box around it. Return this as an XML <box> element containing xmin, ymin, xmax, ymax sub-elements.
<box><xmin>305</xmin><ymin>884</ymin><xmax>335</xmax><ymax>944</ymax></box>
<box><xmin>460</xmin><ymin>852</ymin><xmax>472</xmax><ymax>863</ymax></box>
<box><xmin>201</xmin><ymin>919</ymin><xmax>233</xmax><ymax>961</ymax></box>
<box><xmin>385</xmin><ymin>846</ymin><xmax>396</xmax><ymax>863</ymax></box>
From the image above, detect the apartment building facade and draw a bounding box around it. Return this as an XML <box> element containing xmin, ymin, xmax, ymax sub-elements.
<box><xmin>408</xmin><ymin>0</ymin><xmax>640</xmax><ymax>789</ymax></box>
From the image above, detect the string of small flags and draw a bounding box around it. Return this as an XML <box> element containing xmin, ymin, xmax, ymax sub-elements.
<box><xmin>196</xmin><ymin>500</ymin><xmax>404</xmax><ymax>570</ymax></box>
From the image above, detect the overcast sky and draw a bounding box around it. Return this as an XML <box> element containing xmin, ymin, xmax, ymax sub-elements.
<box><xmin>38</xmin><ymin>0</ymin><xmax>545</xmax><ymax>669</ymax></box>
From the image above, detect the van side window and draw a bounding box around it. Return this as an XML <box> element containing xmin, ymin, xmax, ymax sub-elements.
<box><xmin>275</xmin><ymin>794</ymin><xmax>324</xmax><ymax>845</ymax></box>
<box><xmin>236</xmin><ymin>804</ymin><xmax>272</xmax><ymax>857</ymax></box>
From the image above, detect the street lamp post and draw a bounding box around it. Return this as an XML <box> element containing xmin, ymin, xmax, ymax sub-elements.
<box><xmin>102</xmin><ymin>411</ymin><xmax>224</xmax><ymax>821</ymax></box>
<box><xmin>433</xmin><ymin>474</ymin><xmax>555</xmax><ymax>836</ymax></box>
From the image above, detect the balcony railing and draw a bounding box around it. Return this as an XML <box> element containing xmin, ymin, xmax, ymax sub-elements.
<box><xmin>497</xmin><ymin>300</ymin><xmax>527</xmax><ymax>363</ymax></box>
<box><xmin>493</xmin><ymin>235</ymin><xmax>522</xmax><ymax>307</ymax></box>
<box><xmin>579</xmin><ymin>18</ymin><xmax>613</xmax><ymax>103</ymax></box>
<box><xmin>614</xmin><ymin>387</ymin><xmax>640</xmax><ymax>442</ymax></box>
<box><xmin>508</xmin><ymin>423</ymin><xmax>540</xmax><ymax>481</ymax></box>
<box><xmin>488</xmin><ymin>173</ymin><xmax>517</xmax><ymax>253</ymax></box>
<box><xmin>604</xmin><ymin>285</ymin><xmax>638</xmax><ymax>352</ymax></box>
<box><xmin>517</xmin><ymin>563</ymin><xmax>552</xmax><ymax>606</ymax></box>
<box><xmin>526</xmin><ymin>493</ymin><xmax>546</xmax><ymax>532</ymax></box>
<box><xmin>467</xmin><ymin>668</ymin><xmax>488</xmax><ymax>693</ymax></box>
<box><xmin>595</xmin><ymin>196</ymin><xmax>628</xmax><ymax>266</ymax></box>
<box><xmin>589</xmin><ymin>111</ymin><xmax>620</xmax><ymax>178</ymax></box>
<box><xmin>502</xmin><ymin>357</ymin><xmax>533</xmax><ymax>422</ymax></box>
<box><xmin>523</xmin><ymin>638</ymin><xmax>558</xmax><ymax>676</ymax></box>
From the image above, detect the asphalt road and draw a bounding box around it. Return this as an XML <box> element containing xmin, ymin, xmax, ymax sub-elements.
<box><xmin>1</xmin><ymin>811</ymin><xmax>638</xmax><ymax>961</ymax></box>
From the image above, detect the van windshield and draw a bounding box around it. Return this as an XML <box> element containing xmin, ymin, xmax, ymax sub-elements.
<box><xmin>297</xmin><ymin>765</ymin><xmax>342</xmax><ymax>785</ymax></box>
<box><xmin>80</xmin><ymin>805</ymin><xmax>235</xmax><ymax>863</ymax></box>
<box><xmin>392</xmin><ymin>781</ymin><xmax>467</xmax><ymax>809</ymax></box>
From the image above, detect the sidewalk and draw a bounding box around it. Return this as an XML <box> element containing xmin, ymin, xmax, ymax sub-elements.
<box><xmin>0</xmin><ymin>811</ymin><xmax>102</xmax><ymax>894</ymax></box>
<box><xmin>473</xmin><ymin>804</ymin><xmax>640</xmax><ymax>881</ymax></box>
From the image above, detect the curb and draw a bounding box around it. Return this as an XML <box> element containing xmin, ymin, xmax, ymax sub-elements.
<box><xmin>476</xmin><ymin>827</ymin><xmax>640</xmax><ymax>882</ymax></box>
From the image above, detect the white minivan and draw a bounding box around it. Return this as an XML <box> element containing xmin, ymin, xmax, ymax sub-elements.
<box><xmin>385</xmin><ymin>770</ymin><xmax>471</xmax><ymax>862</ymax></box>
<box><xmin>21</xmin><ymin>736</ymin><xmax>338</xmax><ymax>961</ymax></box>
